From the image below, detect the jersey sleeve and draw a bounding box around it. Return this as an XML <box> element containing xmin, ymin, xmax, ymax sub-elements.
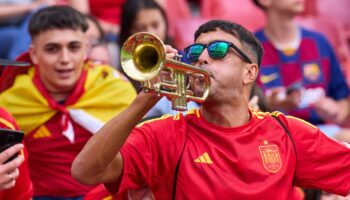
<box><xmin>83</xmin><ymin>184</ymin><xmax>112</xmax><ymax>200</ymax></box>
<box><xmin>284</xmin><ymin>115</ymin><xmax>350</xmax><ymax>195</ymax></box>
<box><xmin>0</xmin><ymin>107</ymin><xmax>19</xmax><ymax>130</ymax></box>
<box><xmin>105</xmin><ymin>114</ymin><xmax>186</xmax><ymax>197</ymax></box>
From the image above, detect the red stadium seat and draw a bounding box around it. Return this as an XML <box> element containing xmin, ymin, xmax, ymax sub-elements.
<box><xmin>170</xmin><ymin>0</ymin><xmax>267</xmax><ymax>50</ymax></box>
<box><xmin>200</xmin><ymin>0</ymin><xmax>266</xmax><ymax>32</ymax></box>
<box><xmin>297</xmin><ymin>17</ymin><xmax>349</xmax><ymax>64</ymax></box>
<box><xmin>173</xmin><ymin>17</ymin><xmax>209</xmax><ymax>50</ymax></box>
<box><xmin>163</xmin><ymin>0</ymin><xmax>192</xmax><ymax>37</ymax></box>
<box><xmin>315</xmin><ymin>0</ymin><xmax>350</xmax><ymax>50</ymax></box>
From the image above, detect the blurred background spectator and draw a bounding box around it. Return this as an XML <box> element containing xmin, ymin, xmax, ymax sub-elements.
<box><xmin>0</xmin><ymin>0</ymin><xmax>88</xmax><ymax>61</ymax></box>
<box><xmin>0</xmin><ymin>0</ymin><xmax>49</xmax><ymax>60</ymax></box>
<box><xmin>252</xmin><ymin>0</ymin><xmax>350</xmax><ymax>141</ymax></box>
<box><xmin>85</xmin><ymin>14</ymin><xmax>113</xmax><ymax>66</ymax></box>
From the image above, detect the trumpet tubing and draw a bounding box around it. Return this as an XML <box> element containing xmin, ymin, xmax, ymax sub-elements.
<box><xmin>121</xmin><ymin>32</ymin><xmax>210</xmax><ymax>111</ymax></box>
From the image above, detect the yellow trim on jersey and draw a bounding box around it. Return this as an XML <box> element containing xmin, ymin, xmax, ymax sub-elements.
<box><xmin>185</xmin><ymin>108</ymin><xmax>197</xmax><ymax>116</ymax></box>
<box><xmin>271</xmin><ymin>111</ymin><xmax>283</xmax><ymax>117</ymax></box>
<box><xmin>195</xmin><ymin>109</ymin><xmax>201</xmax><ymax>118</ymax></box>
<box><xmin>183</xmin><ymin>108</ymin><xmax>201</xmax><ymax>118</ymax></box>
<box><xmin>173</xmin><ymin>113</ymin><xmax>181</xmax><ymax>120</ymax></box>
<box><xmin>252</xmin><ymin>110</ymin><xmax>269</xmax><ymax>119</ymax></box>
<box><xmin>271</xmin><ymin>111</ymin><xmax>317</xmax><ymax>129</ymax></box>
<box><xmin>102</xmin><ymin>196</ymin><xmax>113</xmax><ymax>200</ymax></box>
<box><xmin>286</xmin><ymin>115</ymin><xmax>317</xmax><ymax>128</ymax></box>
<box><xmin>0</xmin><ymin>117</ymin><xmax>15</xmax><ymax>130</ymax></box>
<box><xmin>136</xmin><ymin>114</ymin><xmax>173</xmax><ymax>128</ymax></box>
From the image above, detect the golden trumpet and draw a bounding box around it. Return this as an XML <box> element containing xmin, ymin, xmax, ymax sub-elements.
<box><xmin>120</xmin><ymin>32</ymin><xmax>210</xmax><ymax>111</ymax></box>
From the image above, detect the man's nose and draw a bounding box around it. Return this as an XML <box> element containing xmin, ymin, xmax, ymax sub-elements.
<box><xmin>60</xmin><ymin>49</ymin><xmax>71</xmax><ymax>63</ymax></box>
<box><xmin>197</xmin><ymin>48</ymin><xmax>209</xmax><ymax>66</ymax></box>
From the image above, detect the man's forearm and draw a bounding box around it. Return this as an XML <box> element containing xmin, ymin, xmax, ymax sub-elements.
<box><xmin>72</xmin><ymin>92</ymin><xmax>161</xmax><ymax>184</ymax></box>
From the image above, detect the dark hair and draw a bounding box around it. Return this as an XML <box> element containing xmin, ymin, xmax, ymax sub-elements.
<box><xmin>194</xmin><ymin>19</ymin><xmax>263</xmax><ymax>67</ymax></box>
<box><xmin>29</xmin><ymin>5</ymin><xmax>89</xmax><ymax>39</ymax></box>
<box><xmin>118</xmin><ymin>0</ymin><xmax>170</xmax><ymax>48</ymax></box>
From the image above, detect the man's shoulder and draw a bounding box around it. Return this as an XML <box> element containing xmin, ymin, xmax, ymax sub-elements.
<box><xmin>130</xmin><ymin>113</ymin><xmax>189</xmax><ymax>153</ymax></box>
<box><xmin>136</xmin><ymin>110</ymin><xmax>200</xmax><ymax>135</ymax></box>
<box><xmin>137</xmin><ymin>112</ymin><xmax>188</xmax><ymax>129</ymax></box>
<box><xmin>269</xmin><ymin>111</ymin><xmax>319</xmax><ymax>137</ymax></box>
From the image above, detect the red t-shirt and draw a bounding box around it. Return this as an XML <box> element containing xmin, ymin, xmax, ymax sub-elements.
<box><xmin>0</xmin><ymin>107</ymin><xmax>33</xmax><ymax>200</ymax></box>
<box><xmin>84</xmin><ymin>184</ymin><xmax>112</xmax><ymax>200</ymax></box>
<box><xmin>25</xmin><ymin>113</ymin><xmax>95</xmax><ymax>197</ymax></box>
<box><xmin>107</xmin><ymin>109</ymin><xmax>350</xmax><ymax>199</ymax></box>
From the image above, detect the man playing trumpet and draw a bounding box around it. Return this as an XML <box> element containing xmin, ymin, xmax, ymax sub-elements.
<box><xmin>72</xmin><ymin>20</ymin><xmax>350</xmax><ymax>199</ymax></box>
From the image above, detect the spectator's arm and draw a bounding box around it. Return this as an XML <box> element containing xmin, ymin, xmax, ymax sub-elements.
<box><xmin>336</xmin><ymin>98</ymin><xmax>350</xmax><ymax>124</ymax></box>
<box><xmin>266</xmin><ymin>87</ymin><xmax>301</xmax><ymax>112</ymax></box>
<box><xmin>313</xmin><ymin>97</ymin><xmax>350</xmax><ymax>125</ymax></box>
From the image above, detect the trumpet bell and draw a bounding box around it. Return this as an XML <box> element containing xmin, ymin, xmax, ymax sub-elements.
<box><xmin>121</xmin><ymin>32</ymin><xmax>165</xmax><ymax>81</ymax></box>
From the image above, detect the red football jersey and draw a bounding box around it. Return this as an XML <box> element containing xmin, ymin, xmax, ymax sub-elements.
<box><xmin>84</xmin><ymin>184</ymin><xmax>112</xmax><ymax>200</ymax></box>
<box><xmin>25</xmin><ymin>113</ymin><xmax>95</xmax><ymax>196</ymax></box>
<box><xmin>0</xmin><ymin>107</ymin><xmax>33</xmax><ymax>200</ymax></box>
<box><xmin>106</xmin><ymin>109</ymin><xmax>350</xmax><ymax>199</ymax></box>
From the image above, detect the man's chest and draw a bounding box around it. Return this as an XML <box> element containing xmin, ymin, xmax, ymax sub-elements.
<box><xmin>173</xmin><ymin>127</ymin><xmax>296</xmax><ymax>199</ymax></box>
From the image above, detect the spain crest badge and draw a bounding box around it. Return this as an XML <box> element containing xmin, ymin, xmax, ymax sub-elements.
<box><xmin>259</xmin><ymin>144</ymin><xmax>282</xmax><ymax>173</ymax></box>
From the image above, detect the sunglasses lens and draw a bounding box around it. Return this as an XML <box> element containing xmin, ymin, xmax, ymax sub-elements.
<box><xmin>208</xmin><ymin>42</ymin><xmax>229</xmax><ymax>59</ymax></box>
<box><xmin>186</xmin><ymin>44</ymin><xmax>204</xmax><ymax>62</ymax></box>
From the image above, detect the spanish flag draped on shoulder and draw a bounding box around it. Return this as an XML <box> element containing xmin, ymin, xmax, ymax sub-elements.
<box><xmin>0</xmin><ymin>55</ymin><xmax>136</xmax><ymax>143</ymax></box>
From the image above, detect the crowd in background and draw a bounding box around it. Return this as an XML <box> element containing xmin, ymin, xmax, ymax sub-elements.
<box><xmin>0</xmin><ymin>0</ymin><xmax>350</xmax><ymax>199</ymax></box>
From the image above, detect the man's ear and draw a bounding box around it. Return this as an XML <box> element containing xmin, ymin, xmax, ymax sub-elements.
<box><xmin>29</xmin><ymin>44</ymin><xmax>38</xmax><ymax>65</ymax></box>
<box><xmin>243</xmin><ymin>63</ymin><xmax>259</xmax><ymax>85</ymax></box>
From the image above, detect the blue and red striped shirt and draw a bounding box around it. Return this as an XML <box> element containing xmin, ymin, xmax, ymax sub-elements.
<box><xmin>255</xmin><ymin>28</ymin><xmax>350</xmax><ymax>124</ymax></box>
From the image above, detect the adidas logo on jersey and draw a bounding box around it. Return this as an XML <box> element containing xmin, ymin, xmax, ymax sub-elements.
<box><xmin>194</xmin><ymin>152</ymin><xmax>213</xmax><ymax>164</ymax></box>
